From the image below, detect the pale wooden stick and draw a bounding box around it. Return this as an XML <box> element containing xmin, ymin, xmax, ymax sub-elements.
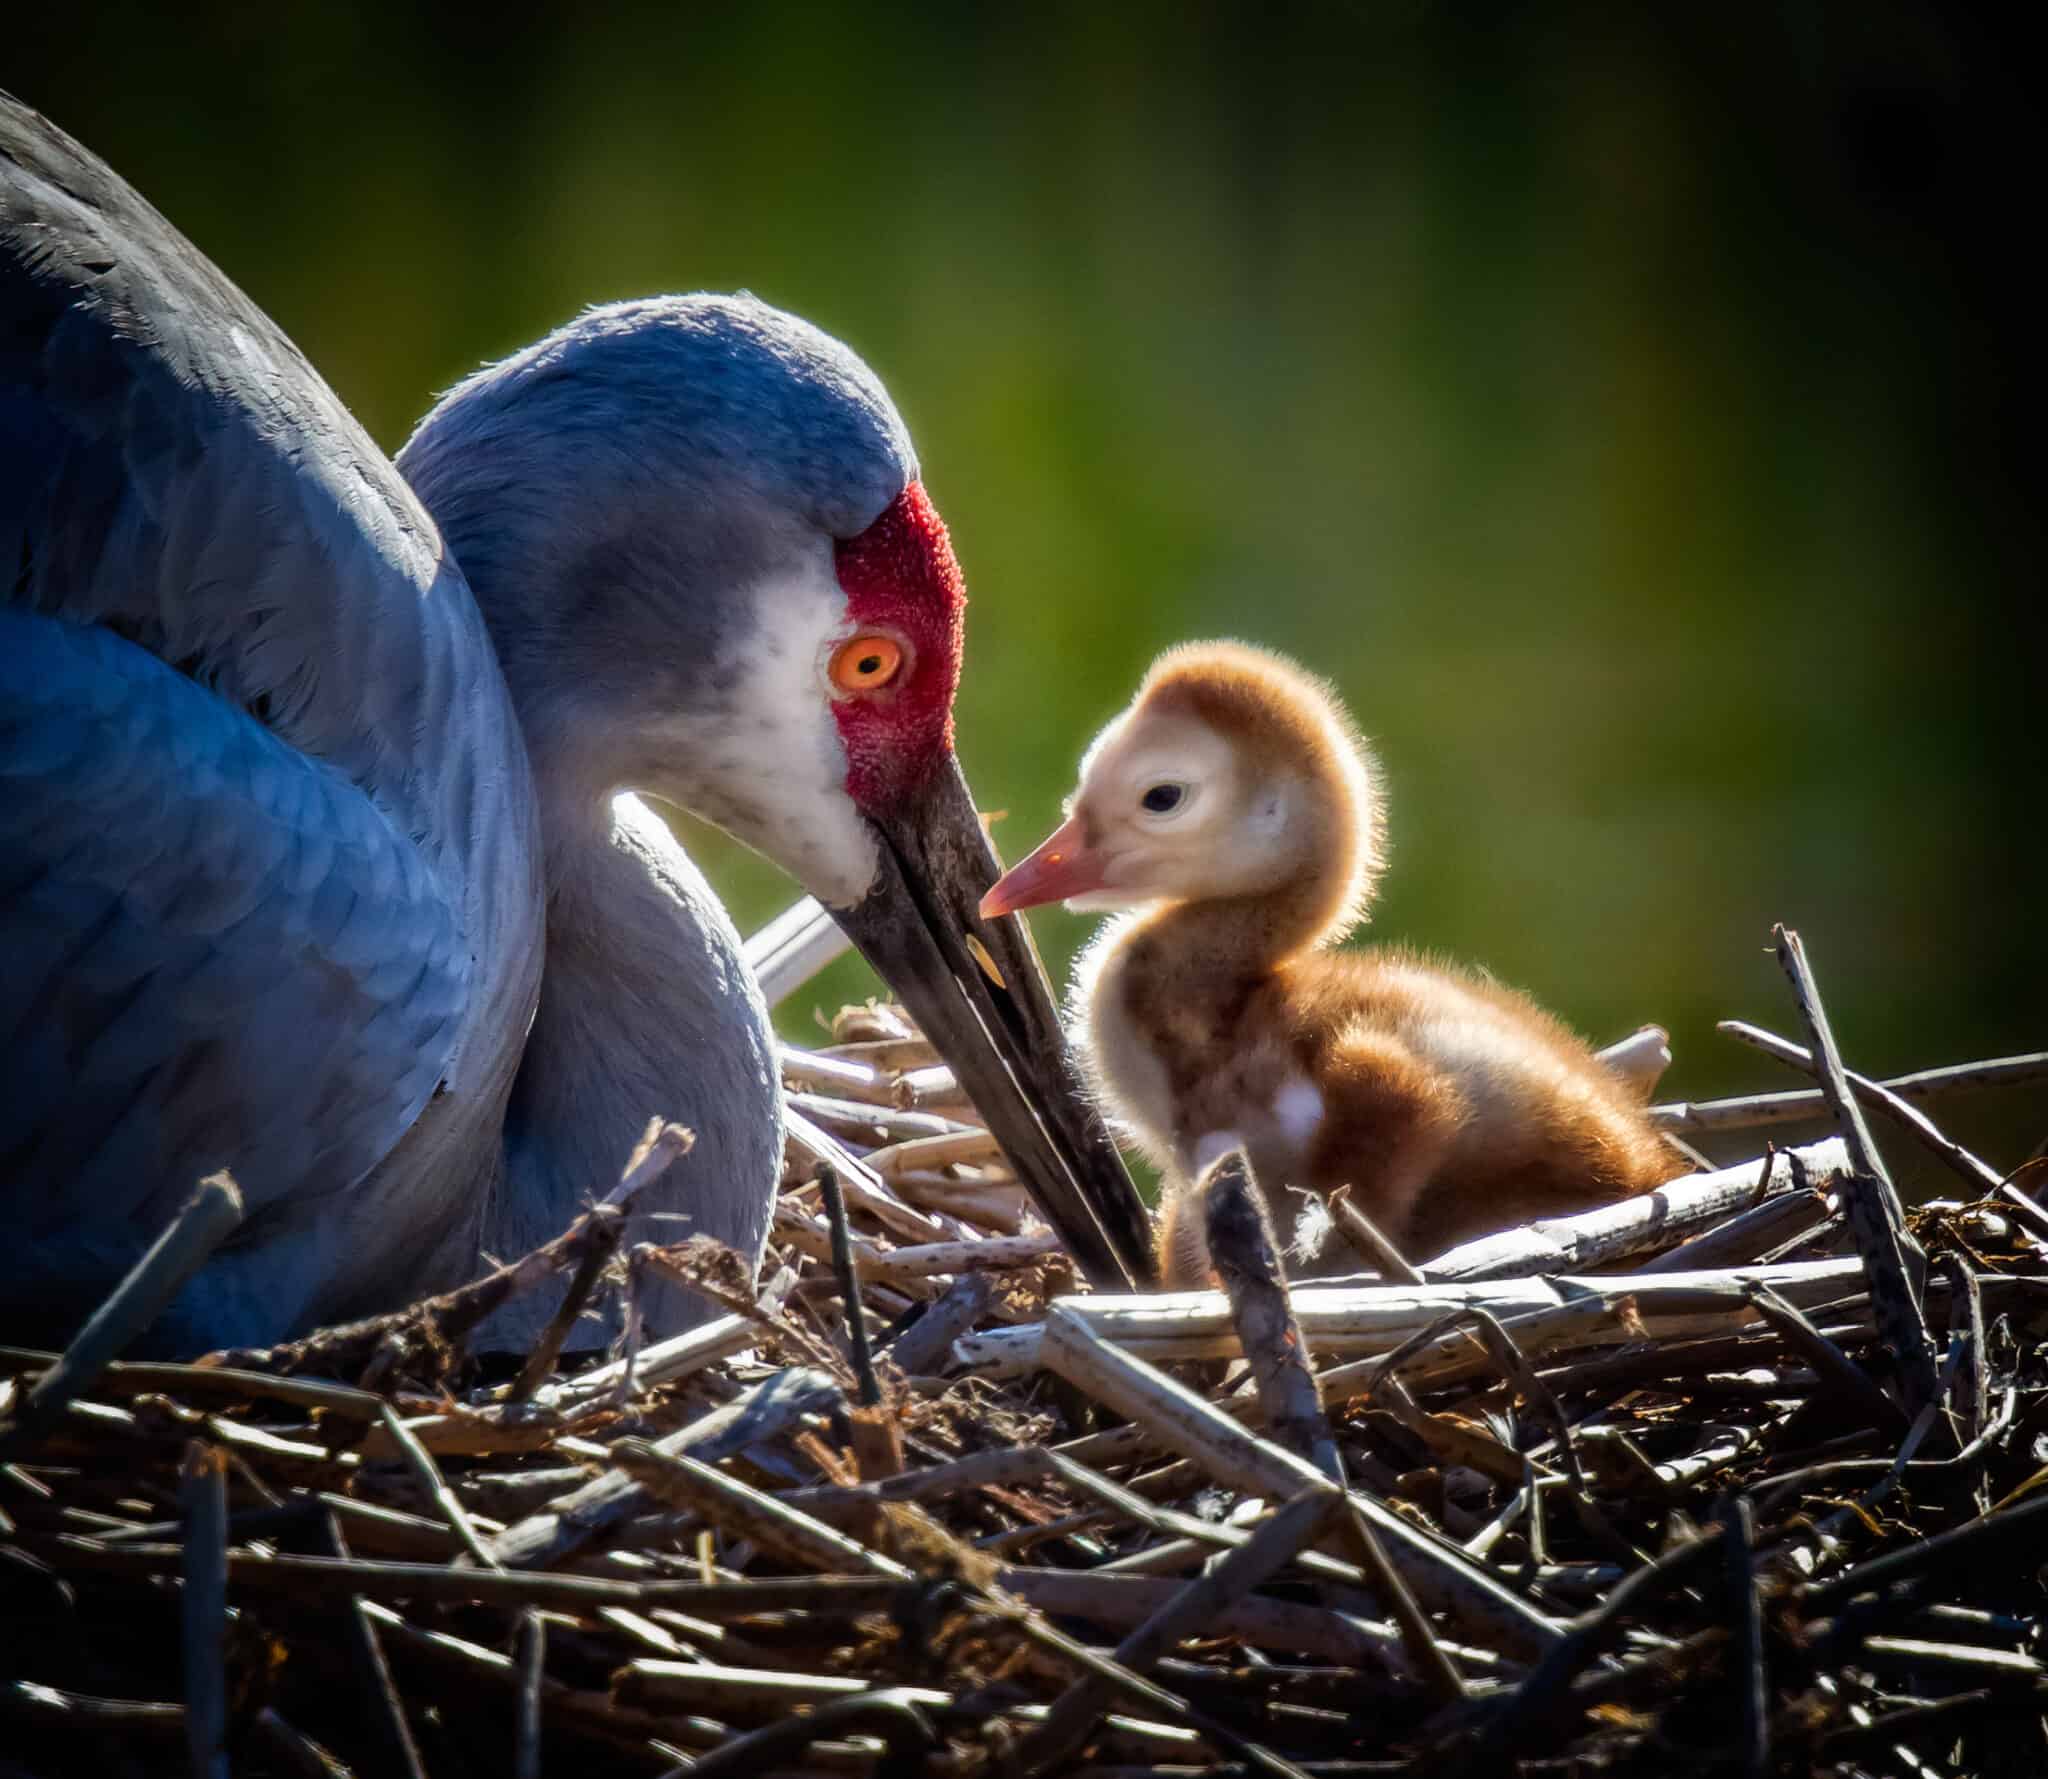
<box><xmin>778</xmin><ymin>1044</ymin><xmax>894</xmax><ymax>1105</ymax></box>
<box><xmin>745</xmin><ymin>895</ymin><xmax>854</xmax><ymax>1006</ymax></box>
<box><xmin>375</xmin><ymin>1404</ymin><xmax>504</xmax><ymax>1573</ymax></box>
<box><xmin>527</xmin><ymin>1308</ymin><xmax>762</xmax><ymax>1412</ymax></box>
<box><xmin>783</xmin><ymin>1109</ymin><xmax>958</xmax><ymax>1243</ymax></box>
<box><xmin>819</xmin><ymin>1035</ymin><xmax>942</xmax><ymax>1071</ymax></box>
<box><xmin>614</xmin><ymin>1658</ymin><xmax>949</xmax><ymax>1719</ymax></box>
<box><xmin>855</xmin><ymin>1230</ymin><xmax>1063</xmax><ymax>1281</ymax></box>
<box><xmin>1638</xmin><ymin>1182</ymin><xmax>1833</xmax><ymax>1273</ymax></box>
<box><xmin>1596</xmin><ymin>1025</ymin><xmax>1673</xmax><ymax>1096</ymax></box>
<box><xmin>783</xmin><ymin>1091</ymin><xmax>968</xmax><ymax>1148</ymax></box>
<box><xmin>971</xmin><ymin>1254</ymin><xmax>1877</xmax><ymax>1374</ymax></box>
<box><xmin>864</xmin><ymin>1127</ymin><xmax>1004</xmax><ymax>1179</ymax></box>
<box><xmin>1417</xmin><ymin>1139</ymin><xmax>1850</xmax><ymax>1282</ymax></box>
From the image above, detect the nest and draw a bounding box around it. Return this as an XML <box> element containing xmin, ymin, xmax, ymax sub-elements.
<box><xmin>3</xmin><ymin>924</ymin><xmax>2046</xmax><ymax>1777</ymax></box>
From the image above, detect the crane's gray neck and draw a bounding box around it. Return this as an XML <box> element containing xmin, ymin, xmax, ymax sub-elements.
<box><xmin>482</xmin><ymin>793</ymin><xmax>781</xmax><ymax>1346</ymax></box>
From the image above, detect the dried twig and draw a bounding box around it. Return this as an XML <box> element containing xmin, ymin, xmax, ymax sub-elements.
<box><xmin>7</xmin><ymin>982</ymin><xmax>2042</xmax><ymax>1779</ymax></box>
<box><xmin>1018</xmin><ymin>1480</ymin><xmax>1340</xmax><ymax>1773</ymax></box>
<box><xmin>1038</xmin><ymin>1303</ymin><xmax>1563</xmax><ymax>1657</ymax></box>
<box><xmin>180</xmin><ymin>1441</ymin><xmax>230</xmax><ymax>1779</ymax></box>
<box><xmin>208</xmin><ymin>1125</ymin><xmax>690</xmax><ymax>1383</ymax></box>
<box><xmin>1201</xmin><ymin>1152</ymin><xmax>1341</xmax><ymax>1482</ymax></box>
<box><xmin>817</xmin><ymin>1164</ymin><xmax>881</xmax><ymax>1407</ymax></box>
<box><xmin>484</xmin><ymin>1367</ymin><xmax>842</xmax><ymax>1569</ymax></box>
<box><xmin>1721</xmin><ymin>1493</ymin><xmax>1768</xmax><ymax>1779</ymax></box>
<box><xmin>375</xmin><ymin>1403</ymin><xmax>503</xmax><ymax>1573</ymax></box>
<box><xmin>513</xmin><ymin>1609</ymin><xmax>545</xmax><ymax>1779</ymax></box>
<box><xmin>1720</xmin><ymin>1018</ymin><xmax>2008</xmax><ymax>1196</ymax></box>
<box><xmin>1651</xmin><ymin>1050</ymin><xmax>2048</xmax><ymax>1136</ymax></box>
<box><xmin>0</xmin><ymin>1172</ymin><xmax>243</xmax><ymax>1460</ymax></box>
<box><xmin>1772</xmin><ymin>926</ymin><xmax>1938</xmax><ymax>1414</ymax></box>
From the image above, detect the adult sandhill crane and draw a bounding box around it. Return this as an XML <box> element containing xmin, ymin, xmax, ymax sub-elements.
<box><xmin>0</xmin><ymin>96</ymin><xmax>1152</xmax><ymax>1355</ymax></box>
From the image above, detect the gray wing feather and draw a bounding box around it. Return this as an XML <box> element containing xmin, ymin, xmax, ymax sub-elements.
<box><xmin>1</xmin><ymin>97</ymin><xmax>543</xmax><ymax>1344</ymax></box>
<box><xmin>0</xmin><ymin>609</ymin><xmax>467</xmax><ymax>1317</ymax></box>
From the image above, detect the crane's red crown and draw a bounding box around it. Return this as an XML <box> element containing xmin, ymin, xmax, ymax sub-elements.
<box><xmin>830</xmin><ymin>481</ymin><xmax>966</xmax><ymax>808</ymax></box>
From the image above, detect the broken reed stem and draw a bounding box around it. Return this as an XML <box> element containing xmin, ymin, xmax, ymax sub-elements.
<box><xmin>0</xmin><ymin>1172</ymin><xmax>243</xmax><ymax>1461</ymax></box>
<box><xmin>180</xmin><ymin>1440</ymin><xmax>230</xmax><ymax>1779</ymax></box>
<box><xmin>376</xmin><ymin>1403</ymin><xmax>503</xmax><ymax>1573</ymax></box>
<box><xmin>1773</xmin><ymin>925</ymin><xmax>1938</xmax><ymax>1416</ymax></box>
<box><xmin>1201</xmin><ymin>1152</ymin><xmax>1342</xmax><ymax>1483</ymax></box>
<box><xmin>1324</xmin><ymin>1186</ymin><xmax>1426</xmax><ymax>1285</ymax></box>
<box><xmin>1417</xmin><ymin>1140</ymin><xmax>1849</xmax><ymax>1283</ymax></box>
<box><xmin>508</xmin><ymin>1199</ymin><xmax>626</xmax><ymax>1403</ymax></box>
<box><xmin>320</xmin><ymin>1512</ymin><xmax>427</xmax><ymax>1779</ymax></box>
<box><xmin>664</xmin><ymin>1687</ymin><xmax>943</xmax><ymax>1777</ymax></box>
<box><xmin>514</xmin><ymin>1609</ymin><xmax>545</xmax><ymax>1779</ymax></box>
<box><xmin>1336</xmin><ymin>1494</ymin><xmax>1469</xmax><ymax>1707</ymax></box>
<box><xmin>1721</xmin><ymin>1493</ymin><xmax>1768</xmax><ymax>1779</ymax></box>
<box><xmin>817</xmin><ymin>1163</ymin><xmax>881</xmax><ymax>1407</ymax></box>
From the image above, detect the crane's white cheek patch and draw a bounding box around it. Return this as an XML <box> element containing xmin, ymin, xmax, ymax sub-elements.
<box><xmin>651</xmin><ymin>559</ymin><xmax>879</xmax><ymax>908</ymax></box>
<box><xmin>1272</xmin><ymin>1077</ymin><xmax>1325</xmax><ymax>1153</ymax></box>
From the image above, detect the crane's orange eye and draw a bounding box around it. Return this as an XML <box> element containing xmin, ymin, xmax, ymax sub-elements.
<box><xmin>829</xmin><ymin>633</ymin><xmax>905</xmax><ymax>693</ymax></box>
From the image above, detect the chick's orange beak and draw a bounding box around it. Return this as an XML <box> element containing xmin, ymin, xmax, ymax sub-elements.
<box><xmin>978</xmin><ymin>813</ymin><xmax>1109</xmax><ymax>918</ymax></box>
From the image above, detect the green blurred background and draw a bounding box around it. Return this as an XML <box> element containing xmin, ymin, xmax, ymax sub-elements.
<box><xmin>12</xmin><ymin>3</ymin><xmax>2042</xmax><ymax>1178</ymax></box>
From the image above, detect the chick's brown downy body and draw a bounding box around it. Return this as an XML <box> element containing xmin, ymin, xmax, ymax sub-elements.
<box><xmin>982</xmin><ymin>641</ymin><xmax>1684</xmax><ymax>1283</ymax></box>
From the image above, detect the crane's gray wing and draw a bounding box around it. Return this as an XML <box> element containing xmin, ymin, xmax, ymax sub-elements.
<box><xmin>0</xmin><ymin>97</ymin><xmax>541</xmax><ymax>1343</ymax></box>
<box><xmin>0</xmin><ymin>611</ymin><xmax>466</xmax><ymax>1317</ymax></box>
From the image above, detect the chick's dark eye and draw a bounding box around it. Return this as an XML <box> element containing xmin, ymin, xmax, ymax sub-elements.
<box><xmin>1141</xmin><ymin>783</ymin><xmax>1184</xmax><ymax>814</ymax></box>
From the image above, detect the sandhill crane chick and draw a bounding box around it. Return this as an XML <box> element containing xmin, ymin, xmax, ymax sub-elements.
<box><xmin>981</xmin><ymin>641</ymin><xmax>1685</xmax><ymax>1284</ymax></box>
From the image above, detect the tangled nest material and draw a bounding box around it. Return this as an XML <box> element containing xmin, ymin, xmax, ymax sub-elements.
<box><xmin>3</xmin><ymin>924</ymin><xmax>2046</xmax><ymax>1777</ymax></box>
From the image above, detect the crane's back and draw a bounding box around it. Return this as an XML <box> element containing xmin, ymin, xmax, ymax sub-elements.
<box><xmin>0</xmin><ymin>96</ymin><xmax>544</xmax><ymax>1348</ymax></box>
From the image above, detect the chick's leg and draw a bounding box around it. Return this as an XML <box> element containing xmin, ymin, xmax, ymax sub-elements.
<box><xmin>1156</xmin><ymin>1171</ymin><xmax>1220</xmax><ymax>1288</ymax></box>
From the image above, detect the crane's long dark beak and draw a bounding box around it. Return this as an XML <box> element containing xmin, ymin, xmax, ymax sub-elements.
<box><xmin>834</xmin><ymin>754</ymin><xmax>1157</xmax><ymax>1290</ymax></box>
